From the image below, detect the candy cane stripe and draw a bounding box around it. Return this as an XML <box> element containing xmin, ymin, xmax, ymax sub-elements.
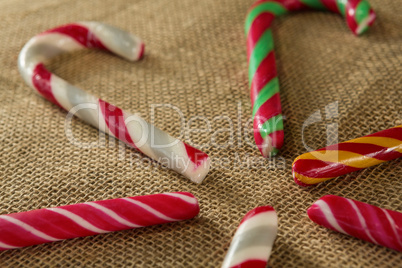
<box><xmin>44</xmin><ymin>24</ymin><xmax>108</xmax><ymax>50</ymax></box>
<box><xmin>0</xmin><ymin>241</ymin><xmax>19</xmax><ymax>250</ymax></box>
<box><xmin>122</xmin><ymin>198</ymin><xmax>177</xmax><ymax>222</ymax></box>
<box><xmin>47</xmin><ymin>208</ymin><xmax>109</xmax><ymax>234</ymax></box>
<box><xmin>0</xmin><ymin>216</ymin><xmax>60</xmax><ymax>242</ymax></box>
<box><xmin>84</xmin><ymin>203</ymin><xmax>142</xmax><ymax>228</ymax></box>
<box><xmin>162</xmin><ymin>192</ymin><xmax>198</xmax><ymax>204</ymax></box>
<box><xmin>348</xmin><ymin>200</ymin><xmax>378</xmax><ymax>244</ymax></box>
<box><xmin>313</xmin><ymin>200</ymin><xmax>347</xmax><ymax>234</ymax></box>
<box><xmin>382</xmin><ymin>209</ymin><xmax>402</xmax><ymax>249</ymax></box>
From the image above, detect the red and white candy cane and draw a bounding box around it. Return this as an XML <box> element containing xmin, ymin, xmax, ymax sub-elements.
<box><xmin>308</xmin><ymin>195</ymin><xmax>402</xmax><ymax>252</ymax></box>
<box><xmin>18</xmin><ymin>22</ymin><xmax>210</xmax><ymax>183</ymax></box>
<box><xmin>222</xmin><ymin>206</ymin><xmax>278</xmax><ymax>268</ymax></box>
<box><xmin>0</xmin><ymin>192</ymin><xmax>199</xmax><ymax>250</ymax></box>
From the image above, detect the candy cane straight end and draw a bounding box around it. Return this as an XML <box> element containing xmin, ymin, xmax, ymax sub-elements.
<box><xmin>308</xmin><ymin>195</ymin><xmax>402</xmax><ymax>252</ymax></box>
<box><xmin>180</xmin><ymin>143</ymin><xmax>210</xmax><ymax>184</ymax></box>
<box><xmin>355</xmin><ymin>11</ymin><xmax>376</xmax><ymax>35</ymax></box>
<box><xmin>138</xmin><ymin>43</ymin><xmax>145</xmax><ymax>59</ymax></box>
<box><xmin>186</xmin><ymin>156</ymin><xmax>211</xmax><ymax>184</ymax></box>
<box><xmin>258</xmin><ymin>135</ymin><xmax>282</xmax><ymax>158</ymax></box>
<box><xmin>222</xmin><ymin>206</ymin><xmax>278</xmax><ymax>268</ymax></box>
<box><xmin>346</xmin><ymin>1</ymin><xmax>376</xmax><ymax>36</ymax></box>
<box><xmin>292</xmin><ymin>168</ymin><xmax>316</xmax><ymax>187</ymax></box>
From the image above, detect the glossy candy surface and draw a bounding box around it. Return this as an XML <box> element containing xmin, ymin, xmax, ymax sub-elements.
<box><xmin>18</xmin><ymin>22</ymin><xmax>210</xmax><ymax>183</ymax></box>
<box><xmin>308</xmin><ymin>195</ymin><xmax>402</xmax><ymax>252</ymax></box>
<box><xmin>293</xmin><ymin>125</ymin><xmax>402</xmax><ymax>186</ymax></box>
<box><xmin>246</xmin><ymin>0</ymin><xmax>376</xmax><ymax>157</ymax></box>
<box><xmin>0</xmin><ymin>192</ymin><xmax>199</xmax><ymax>250</ymax></box>
<box><xmin>222</xmin><ymin>206</ymin><xmax>278</xmax><ymax>268</ymax></box>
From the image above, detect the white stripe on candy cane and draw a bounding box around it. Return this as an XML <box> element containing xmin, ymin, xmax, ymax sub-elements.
<box><xmin>162</xmin><ymin>193</ymin><xmax>198</xmax><ymax>205</ymax></box>
<box><xmin>223</xmin><ymin>246</ymin><xmax>270</xmax><ymax>268</ymax></box>
<box><xmin>382</xmin><ymin>209</ymin><xmax>402</xmax><ymax>249</ymax></box>
<box><xmin>314</xmin><ymin>200</ymin><xmax>347</xmax><ymax>235</ymax></box>
<box><xmin>0</xmin><ymin>241</ymin><xmax>19</xmax><ymax>250</ymax></box>
<box><xmin>47</xmin><ymin>208</ymin><xmax>108</xmax><ymax>234</ymax></box>
<box><xmin>84</xmin><ymin>202</ymin><xmax>142</xmax><ymax>228</ymax></box>
<box><xmin>122</xmin><ymin>198</ymin><xmax>177</xmax><ymax>222</ymax></box>
<box><xmin>0</xmin><ymin>215</ymin><xmax>60</xmax><ymax>242</ymax></box>
<box><xmin>234</xmin><ymin>211</ymin><xmax>277</xmax><ymax>239</ymax></box>
<box><xmin>348</xmin><ymin>199</ymin><xmax>378</xmax><ymax>245</ymax></box>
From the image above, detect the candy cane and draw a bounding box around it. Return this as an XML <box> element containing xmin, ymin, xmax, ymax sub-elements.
<box><xmin>246</xmin><ymin>0</ymin><xmax>376</xmax><ymax>157</ymax></box>
<box><xmin>308</xmin><ymin>195</ymin><xmax>402</xmax><ymax>252</ymax></box>
<box><xmin>222</xmin><ymin>206</ymin><xmax>278</xmax><ymax>268</ymax></box>
<box><xmin>18</xmin><ymin>22</ymin><xmax>210</xmax><ymax>183</ymax></box>
<box><xmin>0</xmin><ymin>192</ymin><xmax>199</xmax><ymax>250</ymax></box>
<box><xmin>292</xmin><ymin>125</ymin><xmax>402</xmax><ymax>186</ymax></box>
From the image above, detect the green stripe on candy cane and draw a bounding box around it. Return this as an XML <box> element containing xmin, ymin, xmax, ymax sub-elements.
<box><xmin>245</xmin><ymin>2</ymin><xmax>288</xmax><ymax>35</ymax></box>
<box><xmin>248</xmin><ymin>29</ymin><xmax>275</xmax><ymax>85</ymax></box>
<box><xmin>299</xmin><ymin>0</ymin><xmax>326</xmax><ymax>9</ymax></box>
<box><xmin>252</xmin><ymin>77</ymin><xmax>280</xmax><ymax>117</ymax></box>
<box><xmin>336</xmin><ymin>0</ymin><xmax>347</xmax><ymax>16</ymax></box>
<box><xmin>355</xmin><ymin>0</ymin><xmax>371</xmax><ymax>23</ymax></box>
<box><xmin>355</xmin><ymin>0</ymin><xmax>374</xmax><ymax>35</ymax></box>
<box><xmin>260</xmin><ymin>114</ymin><xmax>283</xmax><ymax>138</ymax></box>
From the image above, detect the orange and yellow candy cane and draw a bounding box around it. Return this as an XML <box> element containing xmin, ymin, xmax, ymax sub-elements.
<box><xmin>292</xmin><ymin>125</ymin><xmax>402</xmax><ymax>186</ymax></box>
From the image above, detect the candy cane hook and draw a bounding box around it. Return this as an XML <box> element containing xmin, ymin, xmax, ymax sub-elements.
<box><xmin>18</xmin><ymin>22</ymin><xmax>210</xmax><ymax>183</ymax></box>
<box><xmin>246</xmin><ymin>0</ymin><xmax>376</xmax><ymax>157</ymax></box>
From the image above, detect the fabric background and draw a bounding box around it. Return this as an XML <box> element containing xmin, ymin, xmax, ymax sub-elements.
<box><xmin>0</xmin><ymin>0</ymin><xmax>401</xmax><ymax>267</ymax></box>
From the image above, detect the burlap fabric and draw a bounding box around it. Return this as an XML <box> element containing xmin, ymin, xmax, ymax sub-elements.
<box><xmin>0</xmin><ymin>0</ymin><xmax>401</xmax><ymax>267</ymax></box>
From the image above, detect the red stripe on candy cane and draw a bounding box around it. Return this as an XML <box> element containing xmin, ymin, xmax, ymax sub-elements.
<box><xmin>44</xmin><ymin>24</ymin><xmax>108</xmax><ymax>50</ymax></box>
<box><xmin>99</xmin><ymin>99</ymin><xmax>140</xmax><ymax>151</ymax></box>
<box><xmin>32</xmin><ymin>64</ymin><xmax>62</xmax><ymax>107</ymax></box>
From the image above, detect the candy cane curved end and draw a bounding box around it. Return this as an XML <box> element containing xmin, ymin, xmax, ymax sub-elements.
<box><xmin>18</xmin><ymin>22</ymin><xmax>210</xmax><ymax>184</ymax></box>
<box><xmin>247</xmin><ymin>0</ymin><xmax>376</xmax><ymax>157</ymax></box>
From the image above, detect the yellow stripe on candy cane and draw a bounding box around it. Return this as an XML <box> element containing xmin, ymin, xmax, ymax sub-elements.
<box><xmin>297</xmin><ymin>150</ymin><xmax>385</xmax><ymax>168</ymax></box>
<box><xmin>293</xmin><ymin>171</ymin><xmax>332</xmax><ymax>185</ymax></box>
<box><xmin>344</xmin><ymin>137</ymin><xmax>402</xmax><ymax>153</ymax></box>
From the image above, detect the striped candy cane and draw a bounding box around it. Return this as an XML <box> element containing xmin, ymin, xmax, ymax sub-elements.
<box><xmin>0</xmin><ymin>192</ymin><xmax>199</xmax><ymax>250</ymax></box>
<box><xmin>18</xmin><ymin>22</ymin><xmax>210</xmax><ymax>183</ymax></box>
<box><xmin>292</xmin><ymin>125</ymin><xmax>402</xmax><ymax>186</ymax></box>
<box><xmin>222</xmin><ymin>206</ymin><xmax>278</xmax><ymax>268</ymax></box>
<box><xmin>308</xmin><ymin>195</ymin><xmax>402</xmax><ymax>252</ymax></box>
<box><xmin>246</xmin><ymin>0</ymin><xmax>376</xmax><ymax>157</ymax></box>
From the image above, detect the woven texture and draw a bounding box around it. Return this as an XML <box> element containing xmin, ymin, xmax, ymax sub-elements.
<box><xmin>0</xmin><ymin>0</ymin><xmax>401</xmax><ymax>267</ymax></box>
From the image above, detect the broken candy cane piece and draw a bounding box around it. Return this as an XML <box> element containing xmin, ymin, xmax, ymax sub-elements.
<box><xmin>308</xmin><ymin>195</ymin><xmax>402</xmax><ymax>252</ymax></box>
<box><xmin>293</xmin><ymin>125</ymin><xmax>402</xmax><ymax>186</ymax></box>
<box><xmin>0</xmin><ymin>192</ymin><xmax>199</xmax><ymax>250</ymax></box>
<box><xmin>222</xmin><ymin>206</ymin><xmax>278</xmax><ymax>268</ymax></box>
